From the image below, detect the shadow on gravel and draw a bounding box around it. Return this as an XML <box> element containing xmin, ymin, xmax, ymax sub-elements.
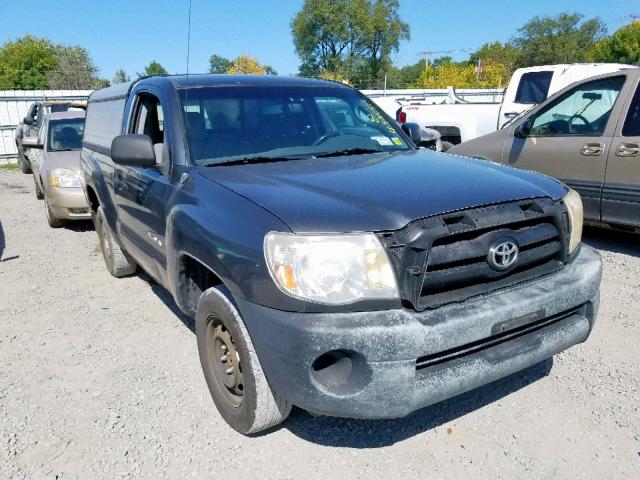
<box><xmin>138</xmin><ymin>271</ymin><xmax>196</xmax><ymax>333</ymax></box>
<box><xmin>583</xmin><ymin>227</ymin><xmax>639</xmax><ymax>257</ymax></box>
<box><xmin>280</xmin><ymin>358</ymin><xmax>553</xmax><ymax>447</ymax></box>
<box><xmin>63</xmin><ymin>220</ymin><xmax>94</xmax><ymax>232</ymax></box>
<box><xmin>0</xmin><ymin>216</ymin><xmax>19</xmax><ymax>263</ymax></box>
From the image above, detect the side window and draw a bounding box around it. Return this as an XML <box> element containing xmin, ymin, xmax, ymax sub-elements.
<box><xmin>131</xmin><ymin>94</ymin><xmax>165</xmax><ymax>164</ymax></box>
<box><xmin>529</xmin><ymin>76</ymin><xmax>625</xmax><ymax>136</ymax></box>
<box><xmin>622</xmin><ymin>84</ymin><xmax>640</xmax><ymax>137</ymax></box>
<box><xmin>515</xmin><ymin>71</ymin><xmax>553</xmax><ymax>104</ymax></box>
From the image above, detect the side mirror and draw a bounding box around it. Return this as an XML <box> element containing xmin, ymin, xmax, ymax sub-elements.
<box><xmin>23</xmin><ymin>116</ymin><xmax>34</xmax><ymax>126</ymax></box>
<box><xmin>401</xmin><ymin>122</ymin><xmax>422</xmax><ymax>144</ymax></box>
<box><xmin>22</xmin><ymin>136</ymin><xmax>43</xmax><ymax>149</ymax></box>
<box><xmin>111</xmin><ymin>134</ymin><xmax>157</xmax><ymax>167</ymax></box>
<box><xmin>514</xmin><ymin>118</ymin><xmax>532</xmax><ymax>138</ymax></box>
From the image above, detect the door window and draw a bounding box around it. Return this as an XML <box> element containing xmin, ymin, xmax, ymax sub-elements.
<box><xmin>514</xmin><ymin>71</ymin><xmax>553</xmax><ymax>104</ymax></box>
<box><xmin>529</xmin><ymin>76</ymin><xmax>625</xmax><ymax>136</ymax></box>
<box><xmin>622</xmin><ymin>83</ymin><xmax>640</xmax><ymax>136</ymax></box>
<box><xmin>131</xmin><ymin>94</ymin><xmax>165</xmax><ymax>164</ymax></box>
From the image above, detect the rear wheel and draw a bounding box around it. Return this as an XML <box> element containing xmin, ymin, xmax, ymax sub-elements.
<box><xmin>44</xmin><ymin>196</ymin><xmax>65</xmax><ymax>228</ymax></box>
<box><xmin>196</xmin><ymin>286</ymin><xmax>291</xmax><ymax>434</ymax></box>
<box><xmin>95</xmin><ymin>206</ymin><xmax>136</xmax><ymax>277</ymax></box>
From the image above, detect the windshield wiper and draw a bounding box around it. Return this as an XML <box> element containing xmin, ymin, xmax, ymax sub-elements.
<box><xmin>313</xmin><ymin>148</ymin><xmax>384</xmax><ymax>158</ymax></box>
<box><xmin>204</xmin><ymin>155</ymin><xmax>305</xmax><ymax>167</ymax></box>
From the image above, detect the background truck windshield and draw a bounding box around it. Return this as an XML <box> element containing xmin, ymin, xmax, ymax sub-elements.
<box><xmin>179</xmin><ymin>85</ymin><xmax>410</xmax><ymax>165</ymax></box>
<box><xmin>48</xmin><ymin>118</ymin><xmax>85</xmax><ymax>151</ymax></box>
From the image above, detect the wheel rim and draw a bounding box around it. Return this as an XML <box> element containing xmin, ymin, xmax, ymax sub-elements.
<box><xmin>207</xmin><ymin>317</ymin><xmax>244</xmax><ymax>407</ymax></box>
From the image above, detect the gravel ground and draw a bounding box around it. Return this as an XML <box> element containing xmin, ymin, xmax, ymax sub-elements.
<box><xmin>1</xmin><ymin>168</ymin><xmax>639</xmax><ymax>480</ymax></box>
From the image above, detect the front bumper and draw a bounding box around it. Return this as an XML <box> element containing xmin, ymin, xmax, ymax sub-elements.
<box><xmin>45</xmin><ymin>186</ymin><xmax>91</xmax><ymax>220</ymax></box>
<box><xmin>235</xmin><ymin>245</ymin><xmax>602</xmax><ymax>419</ymax></box>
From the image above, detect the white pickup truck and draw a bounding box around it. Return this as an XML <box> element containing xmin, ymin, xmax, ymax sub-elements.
<box><xmin>375</xmin><ymin>63</ymin><xmax>634</xmax><ymax>148</ymax></box>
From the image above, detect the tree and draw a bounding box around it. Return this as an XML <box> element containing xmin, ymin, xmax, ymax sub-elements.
<box><xmin>291</xmin><ymin>0</ymin><xmax>409</xmax><ymax>85</ymax></box>
<box><xmin>589</xmin><ymin>21</ymin><xmax>640</xmax><ymax>63</ymax></box>
<box><xmin>263</xmin><ymin>65</ymin><xmax>278</xmax><ymax>76</ymax></box>
<box><xmin>209</xmin><ymin>54</ymin><xmax>232</xmax><ymax>73</ymax></box>
<box><xmin>139</xmin><ymin>60</ymin><xmax>168</xmax><ymax>77</ymax></box>
<box><xmin>0</xmin><ymin>35</ymin><xmax>58</xmax><ymax>89</ymax></box>
<box><xmin>47</xmin><ymin>46</ymin><xmax>107</xmax><ymax>89</ymax></box>
<box><xmin>469</xmin><ymin>41</ymin><xmax>519</xmax><ymax>82</ymax></box>
<box><xmin>416</xmin><ymin>58</ymin><xmax>508</xmax><ymax>89</ymax></box>
<box><xmin>227</xmin><ymin>55</ymin><xmax>266</xmax><ymax>75</ymax></box>
<box><xmin>512</xmin><ymin>12</ymin><xmax>606</xmax><ymax>67</ymax></box>
<box><xmin>112</xmin><ymin>68</ymin><xmax>130</xmax><ymax>84</ymax></box>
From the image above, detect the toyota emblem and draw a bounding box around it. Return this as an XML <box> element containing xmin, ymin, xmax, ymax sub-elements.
<box><xmin>488</xmin><ymin>238</ymin><xmax>519</xmax><ymax>271</ymax></box>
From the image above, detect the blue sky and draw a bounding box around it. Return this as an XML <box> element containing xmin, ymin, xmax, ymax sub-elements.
<box><xmin>1</xmin><ymin>0</ymin><xmax>638</xmax><ymax>82</ymax></box>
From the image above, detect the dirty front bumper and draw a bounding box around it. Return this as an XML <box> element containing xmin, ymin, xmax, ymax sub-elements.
<box><xmin>235</xmin><ymin>245</ymin><xmax>602</xmax><ymax>419</ymax></box>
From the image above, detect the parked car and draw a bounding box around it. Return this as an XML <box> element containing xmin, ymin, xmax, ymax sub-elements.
<box><xmin>23</xmin><ymin>111</ymin><xmax>90</xmax><ymax>227</ymax></box>
<box><xmin>16</xmin><ymin>100</ymin><xmax>86</xmax><ymax>174</ymax></box>
<box><xmin>392</xmin><ymin>63</ymin><xmax>634</xmax><ymax>147</ymax></box>
<box><xmin>450</xmin><ymin>69</ymin><xmax>640</xmax><ymax>232</ymax></box>
<box><xmin>81</xmin><ymin>75</ymin><xmax>602</xmax><ymax>434</ymax></box>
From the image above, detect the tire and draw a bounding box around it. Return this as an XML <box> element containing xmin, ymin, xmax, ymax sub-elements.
<box><xmin>17</xmin><ymin>148</ymin><xmax>31</xmax><ymax>174</ymax></box>
<box><xmin>33</xmin><ymin>175</ymin><xmax>44</xmax><ymax>200</ymax></box>
<box><xmin>196</xmin><ymin>286</ymin><xmax>291</xmax><ymax>434</ymax></box>
<box><xmin>95</xmin><ymin>206</ymin><xmax>137</xmax><ymax>277</ymax></box>
<box><xmin>44</xmin><ymin>196</ymin><xmax>65</xmax><ymax>228</ymax></box>
<box><xmin>441</xmin><ymin>141</ymin><xmax>455</xmax><ymax>152</ymax></box>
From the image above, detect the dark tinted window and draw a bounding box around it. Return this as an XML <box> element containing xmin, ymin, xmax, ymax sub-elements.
<box><xmin>179</xmin><ymin>86</ymin><xmax>409</xmax><ymax>166</ymax></box>
<box><xmin>515</xmin><ymin>71</ymin><xmax>553</xmax><ymax>104</ymax></box>
<box><xmin>622</xmin><ymin>84</ymin><xmax>640</xmax><ymax>136</ymax></box>
<box><xmin>47</xmin><ymin>118</ymin><xmax>85</xmax><ymax>151</ymax></box>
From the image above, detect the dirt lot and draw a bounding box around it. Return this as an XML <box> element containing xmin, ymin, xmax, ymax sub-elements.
<box><xmin>0</xmin><ymin>168</ymin><xmax>638</xmax><ymax>480</ymax></box>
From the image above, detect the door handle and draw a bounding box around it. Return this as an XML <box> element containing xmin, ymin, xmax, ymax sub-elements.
<box><xmin>616</xmin><ymin>142</ymin><xmax>640</xmax><ymax>157</ymax></box>
<box><xmin>503</xmin><ymin>111</ymin><xmax>518</xmax><ymax>118</ymax></box>
<box><xmin>580</xmin><ymin>142</ymin><xmax>604</xmax><ymax>156</ymax></box>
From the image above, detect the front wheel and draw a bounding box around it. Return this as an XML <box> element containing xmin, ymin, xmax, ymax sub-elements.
<box><xmin>44</xmin><ymin>196</ymin><xmax>65</xmax><ymax>228</ymax></box>
<box><xmin>95</xmin><ymin>206</ymin><xmax>136</xmax><ymax>277</ymax></box>
<box><xmin>196</xmin><ymin>286</ymin><xmax>291</xmax><ymax>434</ymax></box>
<box><xmin>33</xmin><ymin>175</ymin><xmax>44</xmax><ymax>200</ymax></box>
<box><xmin>17</xmin><ymin>148</ymin><xmax>31</xmax><ymax>174</ymax></box>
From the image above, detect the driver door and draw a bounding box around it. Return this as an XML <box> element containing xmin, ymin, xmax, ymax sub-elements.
<box><xmin>503</xmin><ymin>75</ymin><xmax>629</xmax><ymax>222</ymax></box>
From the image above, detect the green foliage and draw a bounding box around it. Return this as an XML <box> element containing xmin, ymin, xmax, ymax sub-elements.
<box><xmin>47</xmin><ymin>46</ymin><xmax>107</xmax><ymax>89</ymax></box>
<box><xmin>512</xmin><ymin>12</ymin><xmax>606</xmax><ymax>67</ymax></box>
<box><xmin>0</xmin><ymin>35</ymin><xmax>58</xmax><ymax>89</ymax></box>
<box><xmin>291</xmin><ymin>0</ymin><xmax>409</xmax><ymax>86</ymax></box>
<box><xmin>0</xmin><ymin>163</ymin><xmax>20</xmax><ymax>171</ymax></box>
<box><xmin>208</xmin><ymin>54</ymin><xmax>232</xmax><ymax>74</ymax></box>
<box><xmin>140</xmin><ymin>60</ymin><xmax>169</xmax><ymax>77</ymax></box>
<box><xmin>589</xmin><ymin>21</ymin><xmax>640</xmax><ymax>63</ymax></box>
<box><xmin>112</xmin><ymin>68</ymin><xmax>130</xmax><ymax>84</ymax></box>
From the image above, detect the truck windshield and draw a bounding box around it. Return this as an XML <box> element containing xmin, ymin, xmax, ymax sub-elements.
<box><xmin>48</xmin><ymin>118</ymin><xmax>85</xmax><ymax>151</ymax></box>
<box><xmin>179</xmin><ymin>85</ymin><xmax>411</xmax><ymax>166</ymax></box>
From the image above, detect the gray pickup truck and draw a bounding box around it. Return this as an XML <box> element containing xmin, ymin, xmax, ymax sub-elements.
<box><xmin>82</xmin><ymin>74</ymin><xmax>602</xmax><ymax>434</ymax></box>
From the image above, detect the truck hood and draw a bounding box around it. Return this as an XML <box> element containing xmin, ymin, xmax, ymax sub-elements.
<box><xmin>197</xmin><ymin>149</ymin><xmax>567</xmax><ymax>233</ymax></box>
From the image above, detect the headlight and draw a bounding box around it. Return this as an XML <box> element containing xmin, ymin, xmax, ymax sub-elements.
<box><xmin>264</xmin><ymin>232</ymin><xmax>399</xmax><ymax>305</ymax></box>
<box><xmin>563</xmin><ymin>188</ymin><xmax>583</xmax><ymax>254</ymax></box>
<box><xmin>50</xmin><ymin>168</ymin><xmax>82</xmax><ymax>188</ymax></box>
